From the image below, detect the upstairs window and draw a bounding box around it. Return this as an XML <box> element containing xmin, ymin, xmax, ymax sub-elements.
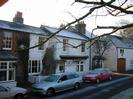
<box><xmin>38</xmin><ymin>36</ymin><xmax>46</xmax><ymax>50</ymax></box>
<box><xmin>63</xmin><ymin>39</ymin><xmax>69</xmax><ymax>51</ymax></box>
<box><xmin>81</xmin><ymin>42</ymin><xmax>85</xmax><ymax>52</ymax></box>
<box><xmin>3</xmin><ymin>32</ymin><xmax>12</xmax><ymax>50</ymax></box>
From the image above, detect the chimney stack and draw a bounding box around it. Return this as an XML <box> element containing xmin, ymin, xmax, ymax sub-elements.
<box><xmin>13</xmin><ymin>11</ymin><xmax>24</xmax><ymax>24</ymax></box>
<box><xmin>75</xmin><ymin>21</ymin><xmax>86</xmax><ymax>34</ymax></box>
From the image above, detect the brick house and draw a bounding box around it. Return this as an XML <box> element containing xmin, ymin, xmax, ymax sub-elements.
<box><xmin>0</xmin><ymin>12</ymin><xmax>47</xmax><ymax>86</ymax></box>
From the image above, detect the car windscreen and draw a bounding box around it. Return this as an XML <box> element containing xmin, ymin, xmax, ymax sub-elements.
<box><xmin>44</xmin><ymin>75</ymin><xmax>60</xmax><ymax>82</ymax></box>
<box><xmin>89</xmin><ymin>70</ymin><xmax>102</xmax><ymax>74</ymax></box>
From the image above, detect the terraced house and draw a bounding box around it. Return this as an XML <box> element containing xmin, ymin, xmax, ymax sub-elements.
<box><xmin>0</xmin><ymin>12</ymin><xmax>92</xmax><ymax>86</ymax></box>
<box><xmin>0</xmin><ymin>12</ymin><xmax>48</xmax><ymax>86</ymax></box>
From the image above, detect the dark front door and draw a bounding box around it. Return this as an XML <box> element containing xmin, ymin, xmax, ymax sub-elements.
<box><xmin>117</xmin><ymin>58</ymin><xmax>126</xmax><ymax>73</ymax></box>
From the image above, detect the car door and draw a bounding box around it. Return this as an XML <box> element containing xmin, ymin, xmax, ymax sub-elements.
<box><xmin>56</xmin><ymin>75</ymin><xmax>69</xmax><ymax>91</ymax></box>
<box><xmin>101</xmin><ymin>70</ymin><xmax>108</xmax><ymax>80</ymax></box>
<box><xmin>55</xmin><ymin>75</ymin><xmax>72</xmax><ymax>91</ymax></box>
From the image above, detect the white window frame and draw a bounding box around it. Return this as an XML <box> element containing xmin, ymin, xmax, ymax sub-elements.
<box><xmin>38</xmin><ymin>36</ymin><xmax>46</xmax><ymax>50</ymax></box>
<box><xmin>81</xmin><ymin>41</ymin><xmax>85</xmax><ymax>52</ymax></box>
<box><xmin>3</xmin><ymin>32</ymin><xmax>12</xmax><ymax>50</ymax></box>
<box><xmin>59</xmin><ymin>61</ymin><xmax>65</xmax><ymax>73</ymax></box>
<box><xmin>28</xmin><ymin>60</ymin><xmax>42</xmax><ymax>75</ymax></box>
<box><xmin>63</xmin><ymin>39</ymin><xmax>69</xmax><ymax>52</ymax></box>
<box><xmin>76</xmin><ymin>61</ymin><xmax>84</xmax><ymax>72</ymax></box>
<box><xmin>129</xmin><ymin>60</ymin><xmax>133</xmax><ymax>66</ymax></box>
<box><xmin>0</xmin><ymin>61</ymin><xmax>16</xmax><ymax>82</ymax></box>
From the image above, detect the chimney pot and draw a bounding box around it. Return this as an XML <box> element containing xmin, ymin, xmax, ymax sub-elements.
<box><xmin>13</xmin><ymin>11</ymin><xmax>24</xmax><ymax>24</ymax></box>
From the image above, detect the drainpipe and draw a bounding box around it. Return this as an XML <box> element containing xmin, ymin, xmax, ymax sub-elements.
<box><xmin>89</xmin><ymin>32</ymin><xmax>93</xmax><ymax>70</ymax></box>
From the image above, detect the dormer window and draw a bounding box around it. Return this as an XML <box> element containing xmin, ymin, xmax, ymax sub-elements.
<box><xmin>3</xmin><ymin>32</ymin><xmax>12</xmax><ymax>50</ymax></box>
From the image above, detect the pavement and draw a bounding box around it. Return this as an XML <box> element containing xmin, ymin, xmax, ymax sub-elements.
<box><xmin>109</xmin><ymin>70</ymin><xmax>133</xmax><ymax>99</ymax></box>
<box><xmin>110</xmin><ymin>87</ymin><xmax>133</xmax><ymax>99</ymax></box>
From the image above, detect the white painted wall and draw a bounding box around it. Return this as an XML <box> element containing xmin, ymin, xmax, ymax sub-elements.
<box><xmin>54</xmin><ymin>36</ymin><xmax>90</xmax><ymax>74</ymax></box>
<box><xmin>29</xmin><ymin>34</ymin><xmax>90</xmax><ymax>75</ymax></box>
<box><xmin>29</xmin><ymin>34</ymin><xmax>48</xmax><ymax>60</ymax></box>
<box><xmin>118</xmin><ymin>48</ymin><xmax>133</xmax><ymax>71</ymax></box>
<box><xmin>28</xmin><ymin>34</ymin><xmax>49</xmax><ymax>75</ymax></box>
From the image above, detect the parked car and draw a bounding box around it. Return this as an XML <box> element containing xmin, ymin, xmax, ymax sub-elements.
<box><xmin>31</xmin><ymin>72</ymin><xmax>82</xmax><ymax>96</ymax></box>
<box><xmin>0</xmin><ymin>85</ymin><xmax>27</xmax><ymax>99</ymax></box>
<box><xmin>82</xmin><ymin>68</ymin><xmax>113</xmax><ymax>83</ymax></box>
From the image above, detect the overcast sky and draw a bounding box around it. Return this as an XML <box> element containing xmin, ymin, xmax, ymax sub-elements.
<box><xmin>0</xmin><ymin>0</ymin><xmax>132</xmax><ymax>33</ymax></box>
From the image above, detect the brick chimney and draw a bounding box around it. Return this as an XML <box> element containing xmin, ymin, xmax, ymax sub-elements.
<box><xmin>75</xmin><ymin>21</ymin><xmax>86</xmax><ymax>34</ymax></box>
<box><xmin>13</xmin><ymin>11</ymin><xmax>24</xmax><ymax>24</ymax></box>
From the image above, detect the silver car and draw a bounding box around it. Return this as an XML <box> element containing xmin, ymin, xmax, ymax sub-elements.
<box><xmin>0</xmin><ymin>85</ymin><xmax>27</xmax><ymax>99</ymax></box>
<box><xmin>32</xmin><ymin>72</ymin><xmax>82</xmax><ymax>96</ymax></box>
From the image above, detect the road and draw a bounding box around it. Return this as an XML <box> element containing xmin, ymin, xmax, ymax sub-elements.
<box><xmin>26</xmin><ymin>75</ymin><xmax>133</xmax><ymax>99</ymax></box>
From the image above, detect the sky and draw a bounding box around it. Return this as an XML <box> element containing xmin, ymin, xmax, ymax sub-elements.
<box><xmin>0</xmin><ymin>0</ymin><xmax>133</xmax><ymax>34</ymax></box>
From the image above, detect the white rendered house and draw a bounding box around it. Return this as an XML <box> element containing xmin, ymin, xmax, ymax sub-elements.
<box><xmin>103</xmin><ymin>35</ymin><xmax>133</xmax><ymax>72</ymax></box>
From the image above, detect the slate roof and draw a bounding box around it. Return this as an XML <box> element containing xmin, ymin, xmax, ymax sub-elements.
<box><xmin>110</xmin><ymin>35</ymin><xmax>133</xmax><ymax>49</ymax></box>
<box><xmin>43</xmin><ymin>26</ymin><xmax>88</xmax><ymax>40</ymax></box>
<box><xmin>0</xmin><ymin>20</ymin><xmax>47</xmax><ymax>35</ymax></box>
<box><xmin>0</xmin><ymin>19</ymin><xmax>90</xmax><ymax>40</ymax></box>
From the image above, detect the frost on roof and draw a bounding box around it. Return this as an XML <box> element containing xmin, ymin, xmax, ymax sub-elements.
<box><xmin>110</xmin><ymin>36</ymin><xmax>133</xmax><ymax>48</ymax></box>
<box><xmin>0</xmin><ymin>20</ymin><xmax>47</xmax><ymax>35</ymax></box>
<box><xmin>44</xmin><ymin>26</ymin><xmax>89</xmax><ymax>40</ymax></box>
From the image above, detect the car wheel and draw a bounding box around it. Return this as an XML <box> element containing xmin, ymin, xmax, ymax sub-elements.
<box><xmin>74</xmin><ymin>83</ymin><xmax>80</xmax><ymax>89</ymax></box>
<box><xmin>13</xmin><ymin>94</ymin><xmax>24</xmax><ymax>99</ymax></box>
<box><xmin>109</xmin><ymin>76</ymin><xmax>112</xmax><ymax>80</ymax></box>
<box><xmin>46</xmin><ymin>88</ymin><xmax>55</xmax><ymax>97</ymax></box>
<box><xmin>96</xmin><ymin>79</ymin><xmax>100</xmax><ymax>84</ymax></box>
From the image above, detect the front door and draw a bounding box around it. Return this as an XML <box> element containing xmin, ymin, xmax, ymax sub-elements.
<box><xmin>117</xmin><ymin>58</ymin><xmax>126</xmax><ymax>73</ymax></box>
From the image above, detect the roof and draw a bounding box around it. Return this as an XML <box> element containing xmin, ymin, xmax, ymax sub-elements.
<box><xmin>109</xmin><ymin>35</ymin><xmax>133</xmax><ymax>49</ymax></box>
<box><xmin>0</xmin><ymin>51</ymin><xmax>17</xmax><ymax>61</ymax></box>
<box><xmin>43</xmin><ymin>26</ymin><xmax>87</xmax><ymax>40</ymax></box>
<box><xmin>0</xmin><ymin>20</ymin><xmax>47</xmax><ymax>35</ymax></box>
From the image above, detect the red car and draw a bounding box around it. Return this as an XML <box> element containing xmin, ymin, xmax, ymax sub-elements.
<box><xmin>83</xmin><ymin>68</ymin><xmax>113</xmax><ymax>83</ymax></box>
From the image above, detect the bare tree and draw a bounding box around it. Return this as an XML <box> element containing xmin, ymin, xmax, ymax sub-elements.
<box><xmin>19</xmin><ymin>0</ymin><xmax>133</xmax><ymax>51</ymax></box>
<box><xmin>42</xmin><ymin>47</ymin><xmax>57</xmax><ymax>75</ymax></box>
<box><xmin>92</xmin><ymin>36</ymin><xmax>111</xmax><ymax>69</ymax></box>
<box><xmin>118</xmin><ymin>19</ymin><xmax>133</xmax><ymax>39</ymax></box>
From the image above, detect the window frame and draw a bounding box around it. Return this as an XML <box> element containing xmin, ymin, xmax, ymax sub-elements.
<box><xmin>28</xmin><ymin>60</ymin><xmax>42</xmax><ymax>75</ymax></box>
<box><xmin>0</xmin><ymin>61</ymin><xmax>16</xmax><ymax>82</ymax></box>
<box><xmin>59</xmin><ymin>61</ymin><xmax>65</xmax><ymax>73</ymax></box>
<box><xmin>76</xmin><ymin>61</ymin><xmax>84</xmax><ymax>72</ymax></box>
<box><xmin>81</xmin><ymin>41</ymin><xmax>85</xmax><ymax>52</ymax></box>
<box><xmin>3</xmin><ymin>32</ymin><xmax>12</xmax><ymax>50</ymax></box>
<box><xmin>38</xmin><ymin>36</ymin><xmax>46</xmax><ymax>50</ymax></box>
<box><xmin>63</xmin><ymin>39</ymin><xmax>69</xmax><ymax>51</ymax></box>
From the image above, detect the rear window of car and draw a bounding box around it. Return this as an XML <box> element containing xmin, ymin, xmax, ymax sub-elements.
<box><xmin>44</xmin><ymin>75</ymin><xmax>60</xmax><ymax>82</ymax></box>
<box><xmin>67</xmin><ymin>73</ymin><xmax>79</xmax><ymax>79</ymax></box>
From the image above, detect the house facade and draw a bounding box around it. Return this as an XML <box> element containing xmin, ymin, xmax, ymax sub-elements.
<box><xmin>103</xmin><ymin>35</ymin><xmax>133</xmax><ymax>72</ymax></box>
<box><xmin>0</xmin><ymin>12</ymin><xmax>48</xmax><ymax>86</ymax></box>
<box><xmin>0</xmin><ymin>12</ymin><xmax>92</xmax><ymax>85</ymax></box>
<box><xmin>42</xmin><ymin>25</ymin><xmax>90</xmax><ymax>75</ymax></box>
